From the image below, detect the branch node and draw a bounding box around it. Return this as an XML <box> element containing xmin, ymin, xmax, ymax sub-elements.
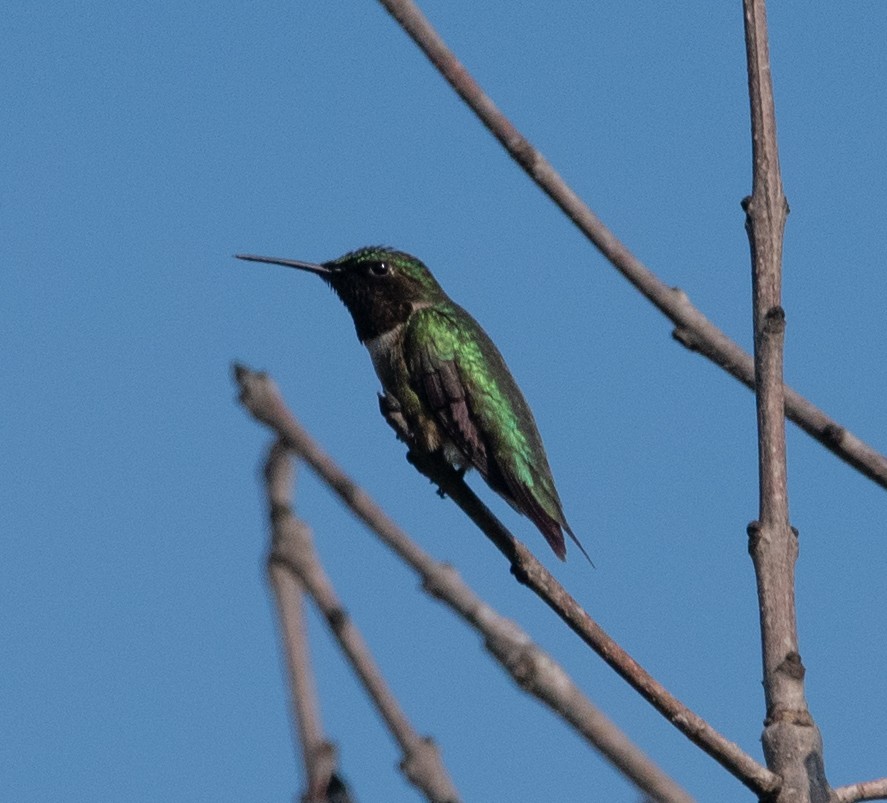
<box><xmin>671</xmin><ymin>326</ymin><xmax>698</xmax><ymax>352</ymax></box>
<box><xmin>508</xmin><ymin>561</ymin><xmax>531</xmax><ymax>587</ymax></box>
<box><xmin>746</xmin><ymin>520</ymin><xmax>763</xmax><ymax>555</ymax></box>
<box><xmin>269</xmin><ymin>501</ymin><xmax>291</xmax><ymax>524</ymax></box>
<box><xmin>777</xmin><ymin>651</ymin><xmax>806</xmax><ymax>681</ymax></box>
<box><xmin>326</xmin><ymin>606</ymin><xmax>349</xmax><ymax>636</ymax></box>
<box><xmin>303</xmin><ymin>741</ymin><xmax>340</xmax><ymax>803</ymax></box>
<box><xmin>765</xmin><ymin>707</ymin><xmax>815</xmax><ymax>728</ymax></box>
<box><xmin>763</xmin><ymin>306</ymin><xmax>786</xmax><ymax>335</ymax></box>
<box><xmin>399</xmin><ymin>737</ymin><xmax>459</xmax><ymax>803</ymax></box>
<box><xmin>741</xmin><ymin>195</ymin><xmax>755</xmax><ymax>235</ymax></box>
<box><xmin>499</xmin><ymin>641</ymin><xmax>540</xmax><ymax>690</ymax></box>
<box><xmin>421</xmin><ymin>563</ymin><xmax>460</xmax><ymax>600</ymax></box>
<box><xmin>822</xmin><ymin>423</ymin><xmax>846</xmax><ymax>448</ymax></box>
<box><xmin>511</xmin><ymin>134</ymin><xmax>537</xmax><ymax>171</ymax></box>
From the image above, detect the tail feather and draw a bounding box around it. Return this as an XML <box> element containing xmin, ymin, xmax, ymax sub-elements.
<box><xmin>562</xmin><ymin>521</ymin><xmax>595</xmax><ymax>567</ymax></box>
<box><xmin>525</xmin><ymin>500</ymin><xmax>594</xmax><ymax>566</ymax></box>
<box><xmin>492</xmin><ymin>464</ymin><xmax>592</xmax><ymax>564</ymax></box>
<box><xmin>535</xmin><ymin>514</ymin><xmax>567</xmax><ymax>561</ymax></box>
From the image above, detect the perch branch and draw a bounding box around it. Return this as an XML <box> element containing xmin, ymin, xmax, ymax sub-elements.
<box><xmin>235</xmin><ymin>363</ymin><xmax>777</xmax><ymax>799</ymax></box>
<box><xmin>264</xmin><ymin>441</ymin><xmax>460</xmax><ymax>803</ymax></box>
<box><xmin>373</xmin><ymin>0</ymin><xmax>887</xmax><ymax>491</ymax></box>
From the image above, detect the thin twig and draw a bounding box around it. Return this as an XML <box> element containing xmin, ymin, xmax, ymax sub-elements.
<box><xmin>373</xmin><ymin>0</ymin><xmax>887</xmax><ymax>491</ymax></box>
<box><xmin>265</xmin><ymin>442</ymin><xmax>460</xmax><ymax>803</ymax></box>
<box><xmin>266</xmin><ymin>442</ymin><xmax>341</xmax><ymax>802</ymax></box>
<box><xmin>834</xmin><ymin>778</ymin><xmax>887</xmax><ymax>803</ymax></box>
<box><xmin>235</xmin><ymin>363</ymin><xmax>777</xmax><ymax>799</ymax></box>
<box><xmin>741</xmin><ymin>2</ymin><xmax>828</xmax><ymax>801</ymax></box>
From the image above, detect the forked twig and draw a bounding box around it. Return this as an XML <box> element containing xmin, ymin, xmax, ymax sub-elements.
<box><xmin>265</xmin><ymin>441</ymin><xmax>460</xmax><ymax>803</ymax></box>
<box><xmin>235</xmin><ymin>363</ymin><xmax>777</xmax><ymax>799</ymax></box>
<box><xmin>266</xmin><ymin>455</ymin><xmax>343</xmax><ymax>803</ymax></box>
<box><xmin>373</xmin><ymin>0</ymin><xmax>887</xmax><ymax>491</ymax></box>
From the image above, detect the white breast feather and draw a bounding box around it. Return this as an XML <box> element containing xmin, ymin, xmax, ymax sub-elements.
<box><xmin>363</xmin><ymin>325</ymin><xmax>404</xmax><ymax>383</ymax></box>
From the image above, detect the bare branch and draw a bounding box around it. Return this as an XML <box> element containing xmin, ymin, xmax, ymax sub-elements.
<box><xmin>373</xmin><ymin>0</ymin><xmax>887</xmax><ymax>491</ymax></box>
<box><xmin>741</xmin><ymin>2</ymin><xmax>829</xmax><ymax>801</ymax></box>
<box><xmin>835</xmin><ymin>778</ymin><xmax>887</xmax><ymax>803</ymax></box>
<box><xmin>236</xmin><ymin>363</ymin><xmax>777</xmax><ymax>799</ymax></box>
<box><xmin>249</xmin><ymin>371</ymin><xmax>694</xmax><ymax>802</ymax></box>
<box><xmin>264</xmin><ymin>442</ymin><xmax>461</xmax><ymax>803</ymax></box>
<box><xmin>266</xmin><ymin>442</ymin><xmax>341</xmax><ymax>802</ymax></box>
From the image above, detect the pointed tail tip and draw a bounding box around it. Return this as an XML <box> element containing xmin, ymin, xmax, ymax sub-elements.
<box><xmin>535</xmin><ymin>514</ymin><xmax>593</xmax><ymax>566</ymax></box>
<box><xmin>538</xmin><ymin>522</ymin><xmax>568</xmax><ymax>562</ymax></box>
<box><xmin>564</xmin><ymin>524</ymin><xmax>595</xmax><ymax>568</ymax></box>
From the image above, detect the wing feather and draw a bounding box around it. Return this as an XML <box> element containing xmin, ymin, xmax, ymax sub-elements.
<box><xmin>412</xmin><ymin>322</ymin><xmax>490</xmax><ymax>475</ymax></box>
<box><xmin>405</xmin><ymin>305</ymin><xmax>587</xmax><ymax>562</ymax></box>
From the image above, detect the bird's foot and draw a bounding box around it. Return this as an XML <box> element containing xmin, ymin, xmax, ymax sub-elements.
<box><xmin>378</xmin><ymin>392</ymin><xmax>412</xmax><ymax>445</ymax></box>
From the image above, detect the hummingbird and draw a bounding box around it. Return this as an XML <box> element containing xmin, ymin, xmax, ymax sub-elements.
<box><xmin>236</xmin><ymin>247</ymin><xmax>589</xmax><ymax>562</ymax></box>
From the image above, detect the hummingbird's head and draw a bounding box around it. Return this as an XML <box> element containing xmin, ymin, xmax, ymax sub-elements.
<box><xmin>236</xmin><ymin>246</ymin><xmax>448</xmax><ymax>342</ymax></box>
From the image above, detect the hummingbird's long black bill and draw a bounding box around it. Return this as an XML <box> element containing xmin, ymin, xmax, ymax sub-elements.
<box><xmin>235</xmin><ymin>253</ymin><xmax>331</xmax><ymax>276</ymax></box>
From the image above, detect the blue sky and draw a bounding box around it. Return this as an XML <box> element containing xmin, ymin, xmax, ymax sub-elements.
<box><xmin>4</xmin><ymin>3</ymin><xmax>886</xmax><ymax>801</ymax></box>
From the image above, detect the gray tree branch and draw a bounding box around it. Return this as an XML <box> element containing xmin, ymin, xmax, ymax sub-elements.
<box><xmin>266</xmin><ymin>451</ymin><xmax>342</xmax><ymax>803</ymax></box>
<box><xmin>266</xmin><ymin>441</ymin><xmax>354</xmax><ymax>803</ymax></box>
<box><xmin>834</xmin><ymin>778</ymin><xmax>887</xmax><ymax>803</ymax></box>
<box><xmin>265</xmin><ymin>442</ymin><xmax>460</xmax><ymax>803</ymax></box>
<box><xmin>741</xmin><ymin>2</ymin><xmax>828</xmax><ymax>801</ymax></box>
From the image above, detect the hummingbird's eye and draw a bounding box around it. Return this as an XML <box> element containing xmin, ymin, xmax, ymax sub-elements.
<box><xmin>369</xmin><ymin>261</ymin><xmax>390</xmax><ymax>277</ymax></box>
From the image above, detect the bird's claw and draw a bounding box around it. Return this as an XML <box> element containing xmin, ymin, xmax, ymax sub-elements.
<box><xmin>378</xmin><ymin>392</ymin><xmax>412</xmax><ymax>444</ymax></box>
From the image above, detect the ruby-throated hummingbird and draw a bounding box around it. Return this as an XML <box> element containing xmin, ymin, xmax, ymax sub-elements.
<box><xmin>236</xmin><ymin>247</ymin><xmax>589</xmax><ymax>562</ymax></box>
